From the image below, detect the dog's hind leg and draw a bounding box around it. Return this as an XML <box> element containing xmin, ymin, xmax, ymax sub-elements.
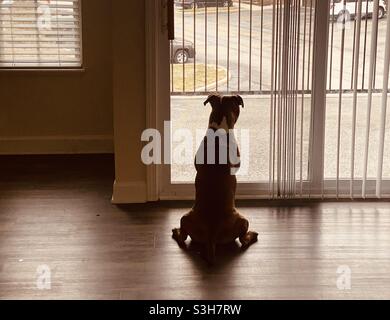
<box><xmin>172</xmin><ymin>211</ymin><xmax>197</xmax><ymax>247</ymax></box>
<box><xmin>236</xmin><ymin>216</ymin><xmax>258</xmax><ymax>250</ymax></box>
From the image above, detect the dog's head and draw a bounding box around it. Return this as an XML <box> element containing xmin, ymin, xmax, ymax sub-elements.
<box><xmin>204</xmin><ymin>94</ymin><xmax>244</xmax><ymax>131</ymax></box>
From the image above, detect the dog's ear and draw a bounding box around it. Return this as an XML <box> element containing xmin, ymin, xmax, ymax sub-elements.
<box><xmin>204</xmin><ymin>94</ymin><xmax>221</xmax><ymax>108</ymax></box>
<box><xmin>234</xmin><ymin>95</ymin><xmax>244</xmax><ymax>108</ymax></box>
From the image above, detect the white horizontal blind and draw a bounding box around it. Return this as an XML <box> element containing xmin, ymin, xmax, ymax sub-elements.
<box><xmin>0</xmin><ymin>0</ymin><xmax>82</xmax><ymax>68</ymax></box>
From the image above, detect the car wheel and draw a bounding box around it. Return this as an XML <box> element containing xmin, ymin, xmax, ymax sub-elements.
<box><xmin>190</xmin><ymin>2</ymin><xmax>197</xmax><ymax>9</ymax></box>
<box><xmin>337</xmin><ymin>10</ymin><xmax>351</xmax><ymax>22</ymax></box>
<box><xmin>378</xmin><ymin>7</ymin><xmax>385</xmax><ymax>19</ymax></box>
<box><xmin>223</xmin><ymin>1</ymin><xmax>229</xmax><ymax>7</ymax></box>
<box><xmin>174</xmin><ymin>50</ymin><xmax>189</xmax><ymax>64</ymax></box>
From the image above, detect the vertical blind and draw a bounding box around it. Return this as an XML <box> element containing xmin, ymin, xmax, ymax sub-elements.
<box><xmin>0</xmin><ymin>0</ymin><xmax>82</xmax><ymax>67</ymax></box>
<box><xmin>269</xmin><ymin>0</ymin><xmax>315</xmax><ymax>198</ymax></box>
<box><xmin>325</xmin><ymin>0</ymin><xmax>390</xmax><ymax>199</ymax></box>
<box><xmin>270</xmin><ymin>0</ymin><xmax>390</xmax><ymax>199</ymax></box>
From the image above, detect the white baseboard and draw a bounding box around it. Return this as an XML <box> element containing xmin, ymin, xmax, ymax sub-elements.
<box><xmin>112</xmin><ymin>180</ymin><xmax>147</xmax><ymax>204</ymax></box>
<box><xmin>0</xmin><ymin>135</ymin><xmax>114</xmax><ymax>154</ymax></box>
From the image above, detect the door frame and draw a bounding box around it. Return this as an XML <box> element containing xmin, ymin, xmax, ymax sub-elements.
<box><xmin>145</xmin><ymin>0</ymin><xmax>167</xmax><ymax>201</ymax></box>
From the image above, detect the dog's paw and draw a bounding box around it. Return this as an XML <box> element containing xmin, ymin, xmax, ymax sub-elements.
<box><xmin>172</xmin><ymin>228</ymin><xmax>187</xmax><ymax>248</ymax></box>
<box><xmin>240</xmin><ymin>231</ymin><xmax>259</xmax><ymax>250</ymax></box>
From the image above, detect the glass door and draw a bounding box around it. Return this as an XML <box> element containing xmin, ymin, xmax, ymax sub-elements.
<box><xmin>156</xmin><ymin>0</ymin><xmax>390</xmax><ymax>199</ymax></box>
<box><xmin>160</xmin><ymin>0</ymin><xmax>317</xmax><ymax>199</ymax></box>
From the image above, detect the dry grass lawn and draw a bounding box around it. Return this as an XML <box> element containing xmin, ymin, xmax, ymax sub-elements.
<box><xmin>172</xmin><ymin>63</ymin><xmax>227</xmax><ymax>92</ymax></box>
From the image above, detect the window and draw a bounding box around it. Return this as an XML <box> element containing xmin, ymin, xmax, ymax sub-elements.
<box><xmin>0</xmin><ymin>0</ymin><xmax>82</xmax><ymax>68</ymax></box>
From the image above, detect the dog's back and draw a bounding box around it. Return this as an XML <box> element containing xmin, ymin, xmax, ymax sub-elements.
<box><xmin>193</xmin><ymin>131</ymin><xmax>239</xmax><ymax>254</ymax></box>
<box><xmin>194</xmin><ymin>171</ymin><xmax>236</xmax><ymax>216</ymax></box>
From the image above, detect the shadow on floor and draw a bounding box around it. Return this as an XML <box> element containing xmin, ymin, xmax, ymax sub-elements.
<box><xmin>177</xmin><ymin>239</ymin><xmax>246</xmax><ymax>271</ymax></box>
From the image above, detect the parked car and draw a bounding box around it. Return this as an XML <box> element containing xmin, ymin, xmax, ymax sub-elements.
<box><xmin>330</xmin><ymin>0</ymin><xmax>386</xmax><ymax>21</ymax></box>
<box><xmin>171</xmin><ymin>38</ymin><xmax>195</xmax><ymax>64</ymax></box>
<box><xmin>175</xmin><ymin>0</ymin><xmax>233</xmax><ymax>9</ymax></box>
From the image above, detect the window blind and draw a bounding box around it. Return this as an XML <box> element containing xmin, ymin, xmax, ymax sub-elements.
<box><xmin>0</xmin><ymin>0</ymin><xmax>82</xmax><ymax>68</ymax></box>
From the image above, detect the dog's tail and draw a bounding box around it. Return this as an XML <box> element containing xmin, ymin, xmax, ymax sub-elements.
<box><xmin>206</xmin><ymin>241</ymin><xmax>216</xmax><ymax>265</ymax></box>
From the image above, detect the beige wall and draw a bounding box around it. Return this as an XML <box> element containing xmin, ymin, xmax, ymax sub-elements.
<box><xmin>0</xmin><ymin>0</ymin><xmax>148</xmax><ymax>202</ymax></box>
<box><xmin>0</xmin><ymin>0</ymin><xmax>114</xmax><ymax>153</ymax></box>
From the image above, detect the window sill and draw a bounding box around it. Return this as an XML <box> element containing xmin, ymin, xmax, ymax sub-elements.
<box><xmin>0</xmin><ymin>68</ymin><xmax>86</xmax><ymax>74</ymax></box>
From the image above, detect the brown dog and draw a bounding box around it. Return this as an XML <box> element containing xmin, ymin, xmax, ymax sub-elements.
<box><xmin>172</xmin><ymin>94</ymin><xmax>258</xmax><ymax>264</ymax></box>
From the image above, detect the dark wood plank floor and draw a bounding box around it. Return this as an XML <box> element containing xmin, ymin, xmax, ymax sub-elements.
<box><xmin>0</xmin><ymin>155</ymin><xmax>390</xmax><ymax>299</ymax></box>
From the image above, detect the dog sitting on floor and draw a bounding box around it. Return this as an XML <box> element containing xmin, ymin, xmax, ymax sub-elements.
<box><xmin>172</xmin><ymin>94</ymin><xmax>258</xmax><ymax>264</ymax></box>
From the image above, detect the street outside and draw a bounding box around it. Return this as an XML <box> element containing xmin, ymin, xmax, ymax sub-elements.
<box><xmin>171</xmin><ymin>3</ymin><xmax>390</xmax><ymax>183</ymax></box>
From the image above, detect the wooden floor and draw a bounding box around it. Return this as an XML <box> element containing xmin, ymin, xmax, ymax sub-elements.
<box><xmin>0</xmin><ymin>155</ymin><xmax>390</xmax><ymax>299</ymax></box>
